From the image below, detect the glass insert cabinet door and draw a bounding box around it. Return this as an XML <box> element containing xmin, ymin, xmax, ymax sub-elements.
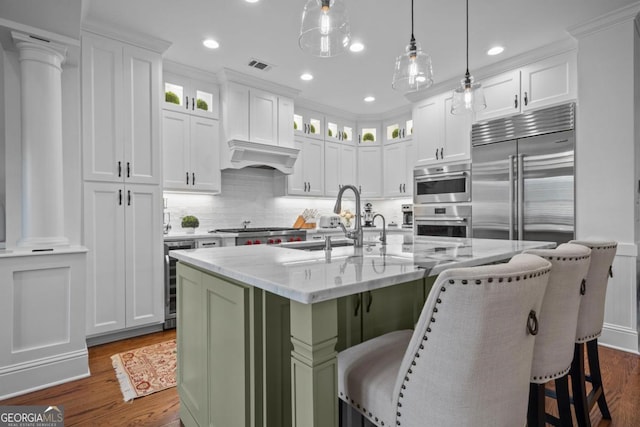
<box><xmin>163</xmin><ymin>72</ymin><xmax>219</xmax><ymax>119</ymax></box>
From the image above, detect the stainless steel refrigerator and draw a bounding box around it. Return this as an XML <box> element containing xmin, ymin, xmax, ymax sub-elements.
<box><xmin>471</xmin><ymin>103</ymin><xmax>575</xmax><ymax>244</ymax></box>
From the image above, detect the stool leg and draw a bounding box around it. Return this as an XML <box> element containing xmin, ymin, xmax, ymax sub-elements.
<box><xmin>528</xmin><ymin>383</ymin><xmax>546</xmax><ymax>427</ymax></box>
<box><xmin>570</xmin><ymin>343</ymin><xmax>591</xmax><ymax>427</ymax></box>
<box><xmin>586</xmin><ymin>339</ymin><xmax>612</xmax><ymax>420</ymax></box>
<box><xmin>555</xmin><ymin>375</ymin><xmax>573</xmax><ymax>427</ymax></box>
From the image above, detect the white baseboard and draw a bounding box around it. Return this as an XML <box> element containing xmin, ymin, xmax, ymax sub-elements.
<box><xmin>86</xmin><ymin>323</ymin><xmax>164</xmax><ymax>347</ymax></box>
<box><xmin>0</xmin><ymin>348</ymin><xmax>90</xmax><ymax>400</ymax></box>
<box><xmin>600</xmin><ymin>323</ymin><xmax>639</xmax><ymax>354</ymax></box>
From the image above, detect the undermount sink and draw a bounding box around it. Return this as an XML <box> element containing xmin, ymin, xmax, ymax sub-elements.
<box><xmin>280</xmin><ymin>239</ymin><xmax>354</xmax><ymax>251</ymax></box>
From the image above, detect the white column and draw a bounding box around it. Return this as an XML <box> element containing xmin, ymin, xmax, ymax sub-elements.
<box><xmin>12</xmin><ymin>32</ymin><xmax>69</xmax><ymax>247</ymax></box>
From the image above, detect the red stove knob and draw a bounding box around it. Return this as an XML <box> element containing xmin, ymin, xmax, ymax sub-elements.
<box><xmin>268</xmin><ymin>239</ymin><xmax>275</xmax><ymax>244</ymax></box>
<box><xmin>245</xmin><ymin>241</ymin><xmax>253</xmax><ymax>245</ymax></box>
<box><xmin>275</xmin><ymin>238</ymin><xmax>282</xmax><ymax>244</ymax></box>
<box><xmin>288</xmin><ymin>237</ymin><xmax>295</xmax><ymax>242</ymax></box>
<box><xmin>296</xmin><ymin>237</ymin><xmax>302</xmax><ymax>241</ymax></box>
<box><xmin>254</xmin><ymin>239</ymin><xmax>261</xmax><ymax>244</ymax></box>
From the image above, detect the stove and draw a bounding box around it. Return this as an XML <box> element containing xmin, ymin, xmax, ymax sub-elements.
<box><xmin>211</xmin><ymin>227</ymin><xmax>306</xmax><ymax>246</ymax></box>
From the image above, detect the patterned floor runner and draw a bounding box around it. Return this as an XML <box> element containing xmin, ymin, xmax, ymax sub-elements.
<box><xmin>111</xmin><ymin>339</ymin><xmax>177</xmax><ymax>401</ymax></box>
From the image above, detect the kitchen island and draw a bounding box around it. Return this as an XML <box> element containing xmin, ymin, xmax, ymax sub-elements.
<box><xmin>170</xmin><ymin>235</ymin><xmax>554</xmax><ymax>427</ymax></box>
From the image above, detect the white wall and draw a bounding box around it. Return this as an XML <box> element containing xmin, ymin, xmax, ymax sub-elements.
<box><xmin>574</xmin><ymin>14</ymin><xmax>639</xmax><ymax>352</ymax></box>
<box><xmin>0</xmin><ymin>45</ymin><xmax>5</xmax><ymax>245</ymax></box>
<box><xmin>164</xmin><ymin>167</ymin><xmax>410</xmax><ymax>232</ymax></box>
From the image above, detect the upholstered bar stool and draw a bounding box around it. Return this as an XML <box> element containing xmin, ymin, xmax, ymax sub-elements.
<box><xmin>523</xmin><ymin>244</ymin><xmax>591</xmax><ymax>427</ymax></box>
<box><xmin>568</xmin><ymin>240</ymin><xmax>617</xmax><ymax>427</ymax></box>
<box><xmin>337</xmin><ymin>254</ymin><xmax>552</xmax><ymax>427</ymax></box>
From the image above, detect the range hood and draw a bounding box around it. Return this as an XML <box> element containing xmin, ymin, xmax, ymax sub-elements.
<box><xmin>223</xmin><ymin>139</ymin><xmax>299</xmax><ymax>174</ymax></box>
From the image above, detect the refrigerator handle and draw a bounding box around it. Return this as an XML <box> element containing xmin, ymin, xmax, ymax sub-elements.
<box><xmin>517</xmin><ymin>154</ymin><xmax>525</xmax><ymax>240</ymax></box>
<box><xmin>508</xmin><ymin>155</ymin><xmax>515</xmax><ymax>240</ymax></box>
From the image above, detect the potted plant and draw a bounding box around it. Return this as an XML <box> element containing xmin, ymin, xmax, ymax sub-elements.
<box><xmin>165</xmin><ymin>91</ymin><xmax>180</xmax><ymax>105</ymax></box>
<box><xmin>362</xmin><ymin>132</ymin><xmax>375</xmax><ymax>142</ymax></box>
<box><xmin>328</xmin><ymin>129</ymin><xmax>333</xmax><ymax>137</ymax></box>
<box><xmin>392</xmin><ymin>128</ymin><xmax>400</xmax><ymax>139</ymax></box>
<box><xmin>181</xmin><ymin>215</ymin><xmax>200</xmax><ymax>233</ymax></box>
<box><xmin>309</xmin><ymin>124</ymin><xmax>316</xmax><ymax>134</ymax></box>
<box><xmin>196</xmin><ymin>98</ymin><xmax>208</xmax><ymax>111</ymax></box>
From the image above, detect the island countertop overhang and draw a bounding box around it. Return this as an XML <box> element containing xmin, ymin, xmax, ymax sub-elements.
<box><xmin>170</xmin><ymin>236</ymin><xmax>555</xmax><ymax>304</ymax></box>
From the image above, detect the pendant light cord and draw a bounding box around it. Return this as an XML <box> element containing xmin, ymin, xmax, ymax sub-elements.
<box><xmin>410</xmin><ymin>0</ymin><xmax>416</xmax><ymax>46</ymax></box>
<box><xmin>465</xmin><ymin>0</ymin><xmax>470</xmax><ymax>77</ymax></box>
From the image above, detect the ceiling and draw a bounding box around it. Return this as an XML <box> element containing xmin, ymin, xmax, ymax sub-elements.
<box><xmin>6</xmin><ymin>0</ymin><xmax>640</xmax><ymax>115</ymax></box>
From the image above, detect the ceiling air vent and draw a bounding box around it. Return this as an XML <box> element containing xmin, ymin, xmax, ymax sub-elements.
<box><xmin>247</xmin><ymin>58</ymin><xmax>273</xmax><ymax>72</ymax></box>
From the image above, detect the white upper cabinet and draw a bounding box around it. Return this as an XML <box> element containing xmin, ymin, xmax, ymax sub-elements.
<box><xmin>82</xmin><ymin>32</ymin><xmax>162</xmax><ymax>184</ymax></box>
<box><xmin>221</xmin><ymin>82</ymin><xmax>293</xmax><ymax>147</ymax></box>
<box><xmin>383</xmin><ymin>142</ymin><xmax>412</xmax><ymax>197</ymax></box>
<box><xmin>475</xmin><ymin>51</ymin><xmax>577</xmax><ymax>122</ymax></box>
<box><xmin>357</xmin><ymin>146</ymin><xmax>382</xmax><ymax>198</ymax></box>
<box><xmin>413</xmin><ymin>92</ymin><xmax>471</xmax><ymax>166</ymax></box>
<box><xmin>163</xmin><ymin>71</ymin><xmax>219</xmax><ymax>119</ymax></box>
<box><xmin>287</xmin><ymin>138</ymin><xmax>325</xmax><ymax>196</ymax></box>
<box><xmin>325</xmin><ymin>116</ymin><xmax>356</xmax><ymax>144</ymax></box>
<box><xmin>162</xmin><ymin>110</ymin><xmax>221</xmax><ymax>193</ymax></box>
<box><xmin>325</xmin><ymin>141</ymin><xmax>357</xmax><ymax>197</ymax></box>
<box><xmin>294</xmin><ymin>108</ymin><xmax>324</xmax><ymax>141</ymax></box>
<box><xmin>383</xmin><ymin>113</ymin><xmax>413</xmax><ymax>144</ymax></box>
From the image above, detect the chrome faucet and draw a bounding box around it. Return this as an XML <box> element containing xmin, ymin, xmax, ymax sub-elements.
<box><xmin>334</xmin><ymin>184</ymin><xmax>363</xmax><ymax>247</ymax></box>
<box><xmin>241</xmin><ymin>220</ymin><xmax>251</xmax><ymax>229</ymax></box>
<box><xmin>372</xmin><ymin>213</ymin><xmax>387</xmax><ymax>245</ymax></box>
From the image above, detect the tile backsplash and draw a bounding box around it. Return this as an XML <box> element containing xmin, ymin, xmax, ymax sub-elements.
<box><xmin>164</xmin><ymin>168</ymin><xmax>411</xmax><ymax>231</ymax></box>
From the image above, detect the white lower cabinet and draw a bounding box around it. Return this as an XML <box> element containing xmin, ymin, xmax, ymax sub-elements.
<box><xmin>357</xmin><ymin>146</ymin><xmax>382</xmax><ymax>198</ymax></box>
<box><xmin>162</xmin><ymin>110</ymin><xmax>220</xmax><ymax>193</ymax></box>
<box><xmin>288</xmin><ymin>138</ymin><xmax>325</xmax><ymax>196</ymax></box>
<box><xmin>325</xmin><ymin>141</ymin><xmax>357</xmax><ymax>197</ymax></box>
<box><xmin>84</xmin><ymin>182</ymin><xmax>164</xmax><ymax>336</ymax></box>
<box><xmin>383</xmin><ymin>142</ymin><xmax>412</xmax><ymax>197</ymax></box>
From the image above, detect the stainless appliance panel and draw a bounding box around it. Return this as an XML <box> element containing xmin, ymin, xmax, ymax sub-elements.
<box><xmin>519</xmin><ymin>130</ymin><xmax>575</xmax><ymax>243</ymax></box>
<box><xmin>471</xmin><ymin>103</ymin><xmax>575</xmax><ymax>245</ymax></box>
<box><xmin>471</xmin><ymin>140</ymin><xmax>517</xmax><ymax>240</ymax></box>
<box><xmin>164</xmin><ymin>239</ymin><xmax>196</xmax><ymax>329</ymax></box>
<box><xmin>414</xmin><ymin>162</ymin><xmax>471</xmax><ymax>204</ymax></box>
<box><xmin>414</xmin><ymin>205</ymin><xmax>472</xmax><ymax>238</ymax></box>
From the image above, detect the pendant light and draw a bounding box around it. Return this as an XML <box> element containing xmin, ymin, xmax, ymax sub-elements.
<box><xmin>391</xmin><ymin>0</ymin><xmax>433</xmax><ymax>93</ymax></box>
<box><xmin>299</xmin><ymin>0</ymin><xmax>351</xmax><ymax>58</ymax></box>
<box><xmin>451</xmin><ymin>0</ymin><xmax>486</xmax><ymax>114</ymax></box>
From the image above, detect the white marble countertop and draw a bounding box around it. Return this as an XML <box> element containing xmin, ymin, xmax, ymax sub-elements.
<box><xmin>164</xmin><ymin>230</ymin><xmax>237</xmax><ymax>240</ymax></box>
<box><xmin>170</xmin><ymin>235</ymin><xmax>555</xmax><ymax>304</ymax></box>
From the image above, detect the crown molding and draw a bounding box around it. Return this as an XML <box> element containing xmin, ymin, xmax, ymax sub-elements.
<box><xmin>81</xmin><ymin>19</ymin><xmax>171</xmax><ymax>53</ymax></box>
<box><xmin>568</xmin><ymin>2</ymin><xmax>640</xmax><ymax>39</ymax></box>
<box><xmin>163</xmin><ymin>60</ymin><xmax>218</xmax><ymax>84</ymax></box>
<box><xmin>218</xmin><ymin>68</ymin><xmax>300</xmax><ymax>99</ymax></box>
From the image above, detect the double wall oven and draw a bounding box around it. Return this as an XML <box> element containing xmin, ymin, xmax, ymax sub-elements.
<box><xmin>413</xmin><ymin>162</ymin><xmax>472</xmax><ymax>238</ymax></box>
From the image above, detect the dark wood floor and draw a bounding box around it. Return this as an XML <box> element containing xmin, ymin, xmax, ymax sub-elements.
<box><xmin>1</xmin><ymin>330</ymin><xmax>639</xmax><ymax>426</ymax></box>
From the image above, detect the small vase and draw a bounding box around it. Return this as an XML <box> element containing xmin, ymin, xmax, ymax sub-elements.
<box><xmin>184</xmin><ymin>228</ymin><xmax>195</xmax><ymax>234</ymax></box>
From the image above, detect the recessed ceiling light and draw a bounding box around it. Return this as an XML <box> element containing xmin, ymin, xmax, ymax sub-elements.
<box><xmin>487</xmin><ymin>46</ymin><xmax>504</xmax><ymax>56</ymax></box>
<box><xmin>364</xmin><ymin>96</ymin><xmax>375</xmax><ymax>102</ymax></box>
<box><xmin>203</xmin><ymin>39</ymin><xmax>220</xmax><ymax>49</ymax></box>
<box><xmin>349</xmin><ymin>42</ymin><xmax>364</xmax><ymax>53</ymax></box>
<box><xmin>300</xmin><ymin>73</ymin><xmax>314</xmax><ymax>81</ymax></box>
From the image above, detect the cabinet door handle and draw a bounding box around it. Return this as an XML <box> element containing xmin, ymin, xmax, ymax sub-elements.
<box><xmin>308</xmin><ymin>182</ymin><xmax>311</xmax><ymax>192</ymax></box>
<box><xmin>192</xmin><ymin>172</ymin><xmax>195</xmax><ymax>185</ymax></box>
<box><xmin>192</xmin><ymin>97</ymin><xmax>195</xmax><ymax>110</ymax></box>
<box><xmin>359</xmin><ymin>185</ymin><xmax>362</xmax><ymax>194</ymax></box>
<box><xmin>118</xmin><ymin>189</ymin><xmax>122</xmax><ymax>205</ymax></box>
<box><xmin>399</xmin><ymin>183</ymin><xmax>402</xmax><ymax>193</ymax></box>
<box><xmin>185</xmin><ymin>96</ymin><xmax>189</xmax><ymax>110</ymax></box>
<box><xmin>366</xmin><ymin>291</ymin><xmax>373</xmax><ymax>313</ymax></box>
<box><xmin>440</xmin><ymin>147</ymin><xmax>444</xmax><ymax>160</ymax></box>
<box><xmin>435</xmin><ymin>148</ymin><xmax>439</xmax><ymax>160</ymax></box>
<box><xmin>514</xmin><ymin>94</ymin><xmax>518</xmax><ymax>109</ymax></box>
<box><xmin>354</xmin><ymin>294</ymin><xmax>361</xmax><ymax>316</ymax></box>
<box><xmin>358</xmin><ymin>134</ymin><xmax>361</xmax><ymax>144</ymax></box>
<box><xmin>127</xmin><ymin>190</ymin><xmax>131</xmax><ymax>206</ymax></box>
<box><xmin>403</xmin><ymin>183</ymin><xmax>406</xmax><ymax>193</ymax></box>
<box><xmin>524</xmin><ymin>91</ymin><xmax>528</xmax><ymax>106</ymax></box>
<box><xmin>127</xmin><ymin>162</ymin><xmax>131</xmax><ymax>178</ymax></box>
<box><xmin>186</xmin><ymin>172</ymin><xmax>189</xmax><ymax>185</ymax></box>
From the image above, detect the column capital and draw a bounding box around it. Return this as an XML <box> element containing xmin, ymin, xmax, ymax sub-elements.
<box><xmin>11</xmin><ymin>31</ymin><xmax>67</xmax><ymax>70</ymax></box>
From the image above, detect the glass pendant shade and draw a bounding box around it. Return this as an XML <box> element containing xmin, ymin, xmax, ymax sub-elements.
<box><xmin>451</xmin><ymin>74</ymin><xmax>486</xmax><ymax>114</ymax></box>
<box><xmin>299</xmin><ymin>0</ymin><xmax>351</xmax><ymax>57</ymax></box>
<box><xmin>391</xmin><ymin>40</ymin><xmax>434</xmax><ymax>93</ymax></box>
